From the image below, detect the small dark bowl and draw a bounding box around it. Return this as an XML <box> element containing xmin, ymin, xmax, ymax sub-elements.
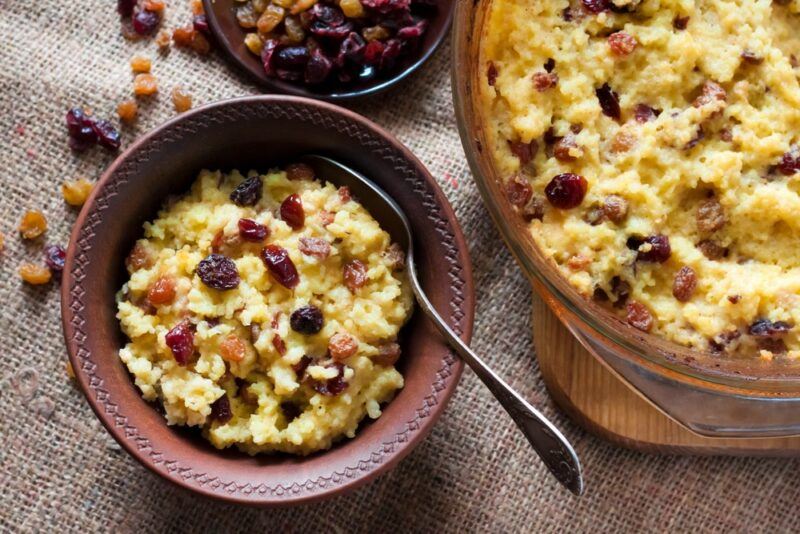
<box><xmin>61</xmin><ymin>96</ymin><xmax>474</xmax><ymax>506</ymax></box>
<box><xmin>202</xmin><ymin>0</ymin><xmax>453</xmax><ymax>100</ymax></box>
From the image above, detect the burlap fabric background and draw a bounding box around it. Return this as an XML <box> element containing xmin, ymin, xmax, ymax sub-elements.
<box><xmin>2</xmin><ymin>1</ymin><xmax>799</xmax><ymax>532</ymax></box>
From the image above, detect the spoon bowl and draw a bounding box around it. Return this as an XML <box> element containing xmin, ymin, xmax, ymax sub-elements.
<box><xmin>301</xmin><ymin>155</ymin><xmax>585</xmax><ymax>495</ymax></box>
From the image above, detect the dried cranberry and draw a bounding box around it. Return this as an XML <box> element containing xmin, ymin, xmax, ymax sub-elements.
<box><xmin>165</xmin><ymin>321</ymin><xmax>194</xmax><ymax>365</ymax></box>
<box><xmin>311</xmin><ymin>363</ymin><xmax>348</xmax><ymax>396</ymax></box>
<box><xmin>634</xmin><ymin>235</ymin><xmax>671</xmax><ymax>263</ymax></box>
<box><xmin>305</xmin><ymin>48</ymin><xmax>333</xmax><ymax>84</ymax></box>
<box><xmin>274</xmin><ymin>46</ymin><xmax>310</xmax><ymax>69</ymax></box>
<box><xmin>338</xmin><ymin>32</ymin><xmax>366</xmax><ymax>66</ymax></box>
<box><xmin>380</xmin><ymin>39</ymin><xmax>402</xmax><ymax>71</ymax></box>
<box><xmin>292</xmin><ymin>355</ymin><xmax>312</xmax><ymax>376</ymax></box>
<box><xmin>197</xmin><ymin>254</ymin><xmax>240</xmax><ymax>290</ymax></box>
<box><xmin>261</xmin><ymin>244</ymin><xmax>300</xmax><ymax>289</ymax></box>
<box><xmin>290</xmin><ymin>305</ymin><xmax>324</xmax><ymax>334</ymax></box>
<box><xmin>749</xmin><ymin>319</ymin><xmax>792</xmax><ymax>337</ymax></box>
<box><xmin>229</xmin><ymin>176</ymin><xmax>262</xmax><ymax>206</ymax></box>
<box><xmin>362</xmin><ymin>0</ymin><xmax>411</xmax><ymax>14</ymax></box>
<box><xmin>397</xmin><ymin>20</ymin><xmax>427</xmax><ymax>40</ymax></box>
<box><xmin>132</xmin><ymin>9</ymin><xmax>160</xmax><ymax>35</ymax></box>
<box><xmin>44</xmin><ymin>244</ymin><xmax>66</xmax><ymax>276</ymax></box>
<box><xmin>634</xmin><ymin>104</ymin><xmax>659</xmax><ymax>123</ymax></box>
<box><xmin>673</xmin><ymin>16</ymin><xmax>689</xmax><ymax>29</ymax></box>
<box><xmin>545</xmin><ymin>173</ymin><xmax>588</xmax><ymax>209</ymax></box>
<box><xmin>192</xmin><ymin>14</ymin><xmax>210</xmax><ymax>36</ymax></box>
<box><xmin>582</xmin><ymin>0</ymin><xmax>609</xmax><ymax>13</ymax></box>
<box><xmin>310</xmin><ymin>3</ymin><xmax>345</xmax><ymax>25</ymax></box>
<box><xmin>508</xmin><ymin>140</ymin><xmax>538</xmax><ymax>165</ymax></box>
<box><xmin>778</xmin><ymin>146</ymin><xmax>800</xmax><ymax>176</ymax></box>
<box><xmin>273</xmin><ymin>334</ymin><xmax>287</xmax><ymax>356</ymax></box>
<box><xmin>596</xmin><ymin>83</ymin><xmax>621</xmax><ymax>120</ymax></box>
<box><xmin>91</xmin><ymin>120</ymin><xmax>121</xmax><ymax>151</ymax></box>
<box><xmin>280</xmin><ymin>194</ymin><xmax>305</xmax><ymax>229</ymax></box>
<box><xmin>310</xmin><ymin>21</ymin><xmax>353</xmax><ymax>40</ymax></box>
<box><xmin>363</xmin><ymin>41</ymin><xmax>385</xmax><ymax>65</ymax></box>
<box><xmin>238</xmin><ymin>218</ymin><xmax>269</xmax><ymax>242</ymax></box>
<box><xmin>261</xmin><ymin>39</ymin><xmax>281</xmax><ymax>76</ymax></box>
<box><xmin>69</xmin><ymin>126</ymin><xmax>97</xmax><ymax>152</ymax></box>
<box><xmin>210</xmin><ymin>394</ymin><xmax>232</xmax><ymax>424</ymax></box>
<box><xmin>487</xmin><ymin>61</ymin><xmax>498</xmax><ymax>86</ymax></box>
<box><xmin>118</xmin><ymin>0</ymin><xmax>136</xmax><ymax>17</ymax></box>
<box><xmin>66</xmin><ymin>108</ymin><xmax>91</xmax><ymax>136</ymax></box>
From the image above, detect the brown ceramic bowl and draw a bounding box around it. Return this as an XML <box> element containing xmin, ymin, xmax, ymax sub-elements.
<box><xmin>61</xmin><ymin>95</ymin><xmax>474</xmax><ymax>506</ymax></box>
<box><xmin>202</xmin><ymin>0</ymin><xmax>453</xmax><ymax>100</ymax></box>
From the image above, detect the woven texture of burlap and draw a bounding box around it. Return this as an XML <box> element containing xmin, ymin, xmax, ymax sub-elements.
<box><xmin>2</xmin><ymin>1</ymin><xmax>799</xmax><ymax>531</ymax></box>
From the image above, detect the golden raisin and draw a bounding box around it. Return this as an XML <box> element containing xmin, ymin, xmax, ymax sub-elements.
<box><xmin>147</xmin><ymin>275</ymin><xmax>177</xmax><ymax>305</ymax></box>
<box><xmin>329</xmin><ymin>332</ymin><xmax>358</xmax><ymax>361</ymax></box>
<box><xmin>257</xmin><ymin>4</ymin><xmax>285</xmax><ymax>34</ymax></box>
<box><xmin>343</xmin><ymin>259</ymin><xmax>368</xmax><ymax>292</ymax></box>
<box><xmin>155</xmin><ymin>29</ymin><xmax>172</xmax><ymax>49</ymax></box>
<box><xmin>19</xmin><ymin>210</ymin><xmax>47</xmax><ymax>239</ymax></box>
<box><xmin>66</xmin><ymin>360</ymin><xmax>75</xmax><ymax>379</ymax></box>
<box><xmin>133</xmin><ymin>73</ymin><xmax>158</xmax><ymax>96</ymax></box>
<box><xmin>130</xmin><ymin>55</ymin><xmax>151</xmax><ymax>73</ymax></box>
<box><xmin>117</xmin><ymin>100</ymin><xmax>138</xmax><ymax>123</ymax></box>
<box><xmin>190</xmin><ymin>0</ymin><xmax>204</xmax><ymax>14</ymax></box>
<box><xmin>611</xmin><ymin>131</ymin><xmax>637</xmax><ymax>153</ymax></box>
<box><xmin>626</xmin><ymin>301</ymin><xmax>654</xmax><ymax>332</ymax></box>
<box><xmin>190</xmin><ymin>32</ymin><xmax>211</xmax><ymax>54</ymax></box>
<box><xmin>244</xmin><ymin>32</ymin><xmax>263</xmax><ymax>55</ymax></box>
<box><xmin>362</xmin><ymin>25</ymin><xmax>389</xmax><ymax>41</ymax></box>
<box><xmin>173</xmin><ymin>26</ymin><xmax>195</xmax><ymax>47</ymax></box>
<box><xmin>19</xmin><ymin>263</ymin><xmax>52</xmax><ymax>285</ymax></box>
<box><xmin>171</xmin><ymin>86</ymin><xmax>193</xmax><ymax>112</ymax></box>
<box><xmin>62</xmin><ymin>179</ymin><xmax>94</xmax><ymax>207</ymax></box>
<box><xmin>220</xmin><ymin>335</ymin><xmax>246</xmax><ymax>362</ymax></box>
<box><xmin>290</xmin><ymin>0</ymin><xmax>316</xmax><ymax>14</ymax></box>
<box><xmin>144</xmin><ymin>0</ymin><xmax>165</xmax><ymax>12</ymax></box>
<box><xmin>126</xmin><ymin>243</ymin><xmax>154</xmax><ymax>272</ymax></box>
<box><xmin>340</xmin><ymin>0</ymin><xmax>364</xmax><ymax>17</ymax></box>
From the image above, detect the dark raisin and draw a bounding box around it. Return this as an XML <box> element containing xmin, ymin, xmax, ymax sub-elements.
<box><xmin>210</xmin><ymin>394</ymin><xmax>232</xmax><ymax>424</ymax></box>
<box><xmin>508</xmin><ymin>139</ymin><xmax>538</xmax><ymax>165</ymax></box>
<box><xmin>728</xmin><ymin>295</ymin><xmax>741</xmax><ymax>304</ymax></box>
<box><xmin>532</xmin><ymin>71</ymin><xmax>558</xmax><ymax>91</ymax></box>
<box><xmin>684</xmin><ymin>127</ymin><xmax>705</xmax><ymax>150</ymax></box>
<box><xmin>305</xmin><ymin>48</ymin><xmax>333</xmax><ymax>84</ymax></box>
<box><xmin>523</xmin><ymin>196</ymin><xmax>546</xmax><ymax>222</ymax></box>
<box><xmin>343</xmin><ymin>259</ymin><xmax>368</xmax><ymax>292</ymax></box>
<box><xmin>696</xmin><ymin>197</ymin><xmax>725</xmax><ymax>233</ymax></box>
<box><xmin>280</xmin><ymin>402</ymin><xmax>302</xmax><ymax>422</ymax></box>
<box><xmin>777</xmin><ymin>146</ymin><xmax>800</xmax><ymax>176</ymax></box>
<box><xmin>505</xmin><ymin>174</ymin><xmax>533</xmax><ymax>208</ymax></box>
<box><xmin>91</xmin><ymin>120</ymin><xmax>121</xmax><ymax>151</ymax></box>
<box><xmin>274</xmin><ymin>46</ymin><xmax>310</xmax><ymax>69</ymax></box>
<box><xmin>292</xmin><ymin>355</ymin><xmax>312</xmax><ymax>376</ymax></box>
<box><xmin>603</xmin><ymin>195</ymin><xmax>628</xmax><ymax>223</ymax></box>
<box><xmin>261</xmin><ymin>244</ymin><xmax>299</xmax><ymax>289</ymax></box>
<box><xmin>596</xmin><ymin>83</ymin><xmax>621</xmax><ymax>120</ymax></box>
<box><xmin>280</xmin><ymin>194</ymin><xmax>305</xmax><ymax>230</ymax></box>
<box><xmin>626</xmin><ymin>301</ymin><xmax>654</xmax><ymax>332</ymax></box>
<box><xmin>757</xmin><ymin>338</ymin><xmax>787</xmax><ymax>354</ymax></box>
<box><xmin>229</xmin><ymin>176</ymin><xmax>262</xmax><ymax>206</ymax></box>
<box><xmin>697</xmin><ymin>239</ymin><xmax>728</xmax><ymax>260</ymax></box>
<box><xmin>634</xmin><ymin>235</ymin><xmax>671</xmax><ymax>263</ymax></box>
<box><xmin>290</xmin><ymin>305</ymin><xmax>324</xmax><ymax>335</ymax></box>
<box><xmin>544</xmin><ymin>58</ymin><xmax>556</xmax><ymax>72</ymax></box>
<box><xmin>165</xmin><ymin>321</ymin><xmax>194</xmax><ymax>365</ymax></box>
<box><xmin>741</xmin><ymin>50</ymin><xmax>763</xmax><ymax>65</ymax></box>
<box><xmin>310</xmin><ymin>363</ymin><xmax>348</xmax><ymax>396</ymax></box>
<box><xmin>748</xmin><ymin>319</ymin><xmax>792</xmax><ymax>337</ymax></box>
<box><xmin>610</xmin><ymin>276</ymin><xmax>630</xmax><ymax>308</ymax></box>
<box><xmin>118</xmin><ymin>0</ymin><xmax>136</xmax><ymax>17</ymax></box>
<box><xmin>709</xmin><ymin>329</ymin><xmax>740</xmax><ymax>352</ymax></box>
<box><xmin>672</xmin><ymin>266</ymin><xmax>697</xmax><ymax>302</ymax></box>
<box><xmin>197</xmin><ymin>253</ymin><xmax>240</xmax><ymax>290</ymax></box>
<box><xmin>44</xmin><ymin>244</ymin><xmax>66</xmax><ymax>277</ymax></box>
<box><xmin>673</xmin><ymin>16</ymin><xmax>689</xmax><ymax>30</ymax></box>
<box><xmin>238</xmin><ymin>218</ymin><xmax>269</xmax><ymax>242</ymax></box>
<box><xmin>487</xmin><ymin>61</ymin><xmax>498</xmax><ymax>86</ymax></box>
<box><xmin>634</xmin><ymin>104</ymin><xmax>659</xmax><ymax>123</ymax></box>
<box><xmin>554</xmin><ymin>134</ymin><xmax>579</xmax><ymax>161</ymax></box>
<box><xmin>545</xmin><ymin>173</ymin><xmax>588</xmax><ymax>209</ymax></box>
<box><xmin>593</xmin><ymin>286</ymin><xmax>609</xmax><ymax>301</ymax></box>
<box><xmin>132</xmin><ymin>9</ymin><xmax>160</xmax><ymax>35</ymax></box>
<box><xmin>582</xmin><ymin>0</ymin><xmax>609</xmax><ymax>13</ymax></box>
<box><xmin>299</xmin><ymin>237</ymin><xmax>331</xmax><ymax>258</ymax></box>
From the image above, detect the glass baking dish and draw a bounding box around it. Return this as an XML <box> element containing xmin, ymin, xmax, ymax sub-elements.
<box><xmin>451</xmin><ymin>0</ymin><xmax>800</xmax><ymax>438</ymax></box>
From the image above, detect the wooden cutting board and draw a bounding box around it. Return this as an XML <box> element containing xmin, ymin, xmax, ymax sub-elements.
<box><xmin>532</xmin><ymin>294</ymin><xmax>800</xmax><ymax>455</ymax></box>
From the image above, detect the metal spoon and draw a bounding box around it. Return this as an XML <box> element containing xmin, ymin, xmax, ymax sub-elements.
<box><xmin>301</xmin><ymin>155</ymin><xmax>584</xmax><ymax>495</ymax></box>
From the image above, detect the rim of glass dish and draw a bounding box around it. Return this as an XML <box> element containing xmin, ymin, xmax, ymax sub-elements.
<box><xmin>450</xmin><ymin>0</ymin><xmax>800</xmax><ymax>392</ymax></box>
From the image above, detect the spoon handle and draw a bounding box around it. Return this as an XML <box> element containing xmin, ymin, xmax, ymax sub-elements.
<box><xmin>408</xmin><ymin>262</ymin><xmax>584</xmax><ymax>495</ymax></box>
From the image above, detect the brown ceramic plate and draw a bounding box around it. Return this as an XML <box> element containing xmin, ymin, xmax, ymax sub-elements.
<box><xmin>203</xmin><ymin>0</ymin><xmax>454</xmax><ymax>100</ymax></box>
<box><xmin>61</xmin><ymin>96</ymin><xmax>474</xmax><ymax>506</ymax></box>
